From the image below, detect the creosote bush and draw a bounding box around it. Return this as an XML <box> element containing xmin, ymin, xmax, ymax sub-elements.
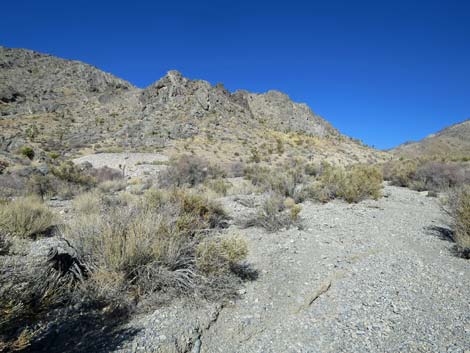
<box><xmin>316</xmin><ymin>163</ymin><xmax>383</xmax><ymax>203</ymax></box>
<box><xmin>0</xmin><ymin>196</ymin><xmax>56</xmax><ymax>238</ymax></box>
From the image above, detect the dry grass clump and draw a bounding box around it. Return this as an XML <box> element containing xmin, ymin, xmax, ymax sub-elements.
<box><xmin>0</xmin><ymin>196</ymin><xmax>56</xmax><ymax>238</ymax></box>
<box><xmin>196</xmin><ymin>235</ymin><xmax>248</xmax><ymax>274</ymax></box>
<box><xmin>242</xmin><ymin>193</ymin><xmax>301</xmax><ymax>232</ymax></box>
<box><xmin>315</xmin><ymin>163</ymin><xmax>383</xmax><ymax>203</ymax></box>
<box><xmin>72</xmin><ymin>192</ymin><xmax>102</xmax><ymax>215</ymax></box>
<box><xmin>98</xmin><ymin>179</ymin><xmax>127</xmax><ymax>193</ymax></box>
<box><xmin>205</xmin><ymin>178</ymin><xmax>233</xmax><ymax>196</ymax></box>
<box><xmin>450</xmin><ymin>186</ymin><xmax>470</xmax><ymax>258</ymax></box>
<box><xmin>65</xmin><ymin>187</ymin><xmax>246</xmax><ymax>306</ymax></box>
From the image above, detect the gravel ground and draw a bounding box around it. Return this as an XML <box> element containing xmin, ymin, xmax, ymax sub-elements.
<box><xmin>112</xmin><ymin>185</ymin><xmax>469</xmax><ymax>353</ymax></box>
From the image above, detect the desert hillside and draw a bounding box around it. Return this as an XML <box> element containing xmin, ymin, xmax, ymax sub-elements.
<box><xmin>0</xmin><ymin>46</ymin><xmax>387</xmax><ymax>168</ymax></box>
<box><xmin>391</xmin><ymin>119</ymin><xmax>470</xmax><ymax>161</ymax></box>
<box><xmin>1</xmin><ymin>47</ymin><xmax>469</xmax><ymax>353</ymax></box>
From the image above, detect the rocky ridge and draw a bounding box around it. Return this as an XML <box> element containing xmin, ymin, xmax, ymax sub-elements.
<box><xmin>0</xmin><ymin>46</ymin><xmax>384</xmax><ymax>166</ymax></box>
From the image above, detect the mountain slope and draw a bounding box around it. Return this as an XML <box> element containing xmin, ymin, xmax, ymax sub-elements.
<box><xmin>391</xmin><ymin>120</ymin><xmax>470</xmax><ymax>160</ymax></box>
<box><xmin>0</xmin><ymin>46</ymin><xmax>387</xmax><ymax>166</ymax></box>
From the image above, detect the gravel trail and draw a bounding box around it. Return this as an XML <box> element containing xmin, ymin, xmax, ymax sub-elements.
<box><xmin>115</xmin><ymin>185</ymin><xmax>469</xmax><ymax>353</ymax></box>
<box><xmin>199</xmin><ymin>185</ymin><xmax>469</xmax><ymax>353</ymax></box>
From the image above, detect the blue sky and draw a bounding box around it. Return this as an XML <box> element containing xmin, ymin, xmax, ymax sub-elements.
<box><xmin>1</xmin><ymin>0</ymin><xmax>469</xmax><ymax>149</ymax></box>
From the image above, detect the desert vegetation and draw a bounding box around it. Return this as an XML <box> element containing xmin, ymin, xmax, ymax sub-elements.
<box><xmin>383</xmin><ymin>159</ymin><xmax>470</xmax><ymax>192</ymax></box>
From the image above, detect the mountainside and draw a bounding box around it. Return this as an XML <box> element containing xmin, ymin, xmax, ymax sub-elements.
<box><xmin>0</xmin><ymin>46</ymin><xmax>387</xmax><ymax>166</ymax></box>
<box><xmin>391</xmin><ymin>120</ymin><xmax>470</xmax><ymax>160</ymax></box>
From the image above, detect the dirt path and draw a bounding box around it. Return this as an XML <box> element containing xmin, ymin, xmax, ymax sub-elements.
<box><xmin>116</xmin><ymin>185</ymin><xmax>469</xmax><ymax>353</ymax></box>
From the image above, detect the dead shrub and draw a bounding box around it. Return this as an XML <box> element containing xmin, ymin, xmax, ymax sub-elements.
<box><xmin>89</xmin><ymin>166</ymin><xmax>123</xmax><ymax>183</ymax></box>
<box><xmin>414</xmin><ymin>161</ymin><xmax>469</xmax><ymax>191</ymax></box>
<box><xmin>0</xmin><ymin>196</ymin><xmax>56</xmax><ymax>238</ymax></box>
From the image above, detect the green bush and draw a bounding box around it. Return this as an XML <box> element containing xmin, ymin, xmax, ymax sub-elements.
<box><xmin>51</xmin><ymin>161</ymin><xmax>95</xmax><ymax>186</ymax></box>
<box><xmin>0</xmin><ymin>196</ymin><xmax>56</xmax><ymax>238</ymax></box>
<box><xmin>382</xmin><ymin>160</ymin><xmax>417</xmax><ymax>187</ymax></box>
<box><xmin>316</xmin><ymin>163</ymin><xmax>383</xmax><ymax>203</ymax></box>
<box><xmin>20</xmin><ymin>146</ymin><xmax>35</xmax><ymax>160</ymax></box>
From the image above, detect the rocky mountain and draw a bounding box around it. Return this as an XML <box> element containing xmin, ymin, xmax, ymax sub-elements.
<box><xmin>391</xmin><ymin>120</ymin><xmax>470</xmax><ymax>160</ymax></box>
<box><xmin>0</xmin><ymin>46</ymin><xmax>386</xmax><ymax>166</ymax></box>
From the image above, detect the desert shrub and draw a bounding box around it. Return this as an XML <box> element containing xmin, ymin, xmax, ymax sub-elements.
<box><xmin>98</xmin><ymin>179</ymin><xmax>127</xmax><ymax>193</ymax></box>
<box><xmin>316</xmin><ymin>163</ymin><xmax>383</xmax><ymax>203</ymax></box>
<box><xmin>196</xmin><ymin>235</ymin><xmax>248</xmax><ymax>274</ymax></box>
<box><xmin>90</xmin><ymin>166</ymin><xmax>123</xmax><ymax>183</ymax></box>
<box><xmin>26</xmin><ymin>172</ymin><xmax>86</xmax><ymax>200</ymax></box>
<box><xmin>0</xmin><ymin>159</ymin><xmax>9</xmax><ymax>174</ymax></box>
<box><xmin>72</xmin><ymin>192</ymin><xmax>102</xmax><ymax>215</ymax></box>
<box><xmin>249</xmin><ymin>147</ymin><xmax>261</xmax><ymax>163</ymax></box>
<box><xmin>414</xmin><ymin>161</ymin><xmax>469</xmax><ymax>191</ymax></box>
<box><xmin>26</xmin><ymin>174</ymin><xmax>55</xmax><ymax>199</ymax></box>
<box><xmin>51</xmin><ymin>161</ymin><xmax>96</xmax><ymax>186</ymax></box>
<box><xmin>244</xmin><ymin>163</ymin><xmax>304</xmax><ymax>201</ymax></box>
<box><xmin>65</xmin><ymin>188</ymin><xmax>244</xmax><ymax>305</ymax></box>
<box><xmin>242</xmin><ymin>193</ymin><xmax>297</xmax><ymax>232</ymax></box>
<box><xmin>384</xmin><ymin>159</ymin><xmax>470</xmax><ymax>192</ymax></box>
<box><xmin>0</xmin><ymin>233</ymin><xmax>10</xmax><ymax>255</ymax></box>
<box><xmin>47</xmin><ymin>151</ymin><xmax>61</xmax><ymax>160</ymax></box>
<box><xmin>230</xmin><ymin>161</ymin><xmax>245</xmax><ymax>177</ymax></box>
<box><xmin>0</xmin><ymin>243</ymin><xmax>90</xmax><ymax>351</ymax></box>
<box><xmin>305</xmin><ymin>162</ymin><xmax>321</xmax><ymax>176</ymax></box>
<box><xmin>0</xmin><ymin>174</ymin><xmax>25</xmax><ymax>198</ymax></box>
<box><xmin>205</xmin><ymin>178</ymin><xmax>233</xmax><ymax>196</ymax></box>
<box><xmin>340</xmin><ymin>164</ymin><xmax>383</xmax><ymax>203</ymax></box>
<box><xmin>0</xmin><ymin>196</ymin><xmax>56</xmax><ymax>238</ymax></box>
<box><xmin>383</xmin><ymin>160</ymin><xmax>417</xmax><ymax>187</ymax></box>
<box><xmin>160</xmin><ymin>155</ymin><xmax>224</xmax><ymax>187</ymax></box>
<box><xmin>450</xmin><ymin>186</ymin><xmax>470</xmax><ymax>257</ymax></box>
<box><xmin>20</xmin><ymin>146</ymin><xmax>35</xmax><ymax>160</ymax></box>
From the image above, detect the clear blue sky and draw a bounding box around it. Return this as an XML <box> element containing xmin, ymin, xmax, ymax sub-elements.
<box><xmin>1</xmin><ymin>0</ymin><xmax>469</xmax><ymax>149</ymax></box>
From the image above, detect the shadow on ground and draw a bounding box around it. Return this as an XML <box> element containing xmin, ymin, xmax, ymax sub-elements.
<box><xmin>425</xmin><ymin>225</ymin><xmax>470</xmax><ymax>259</ymax></box>
<box><xmin>23</xmin><ymin>309</ymin><xmax>140</xmax><ymax>353</ymax></box>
